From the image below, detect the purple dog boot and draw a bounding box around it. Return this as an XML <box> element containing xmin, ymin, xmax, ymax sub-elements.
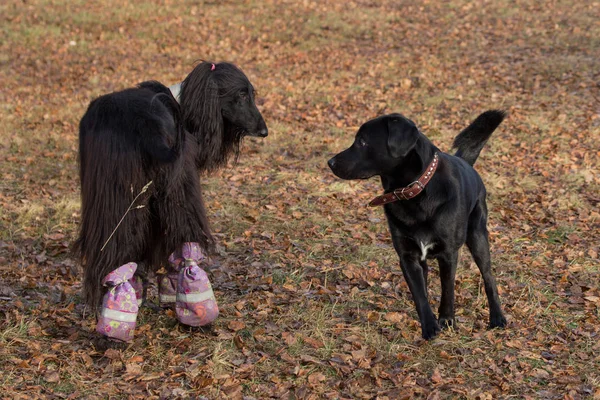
<box><xmin>158</xmin><ymin>271</ymin><xmax>179</xmax><ymax>308</ymax></box>
<box><xmin>96</xmin><ymin>262</ymin><xmax>139</xmax><ymax>342</ymax></box>
<box><xmin>169</xmin><ymin>242</ymin><xmax>219</xmax><ymax>327</ymax></box>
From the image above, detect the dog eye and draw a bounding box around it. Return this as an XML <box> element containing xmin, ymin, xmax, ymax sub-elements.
<box><xmin>239</xmin><ymin>92</ymin><xmax>249</xmax><ymax>100</ymax></box>
<box><xmin>359</xmin><ymin>138</ymin><xmax>367</xmax><ymax>147</ymax></box>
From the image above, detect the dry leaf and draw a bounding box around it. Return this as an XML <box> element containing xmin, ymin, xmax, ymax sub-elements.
<box><xmin>228</xmin><ymin>320</ymin><xmax>246</xmax><ymax>331</ymax></box>
<box><xmin>44</xmin><ymin>371</ymin><xmax>60</xmax><ymax>383</ymax></box>
<box><xmin>384</xmin><ymin>312</ymin><xmax>404</xmax><ymax>324</ymax></box>
<box><xmin>431</xmin><ymin>368</ymin><xmax>442</xmax><ymax>384</ymax></box>
<box><xmin>308</xmin><ymin>372</ymin><xmax>326</xmax><ymax>385</ymax></box>
<box><xmin>125</xmin><ymin>363</ymin><xmax>142</xmax><ymax>375</ymax></box>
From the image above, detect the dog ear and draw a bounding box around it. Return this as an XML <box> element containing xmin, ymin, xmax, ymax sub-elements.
<box><xmin>387</xmin><ymin>116</ymin><xmax>420</xmax><ymax>158</ymax></box>
<box><xmin>180</xmin><ymin>62</ymin><xmax>224</xmax><ymax>171</ymax></box>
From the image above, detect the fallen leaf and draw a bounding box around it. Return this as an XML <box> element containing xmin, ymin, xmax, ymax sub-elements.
<box><xmin>308</xmin><ymin>372</ymin><xmax>326</xmax><ymax>385</ymax></box>
<box><xmin>431</xmin><ymin>368</ymin><xmax>442</xmax><ymax>384</ymax></box>
<box><xmin>228</xmin><ymin>320</ymin><xmax>246</xmax><ymax>331</ymax></box>
<box><xmin>44</xmin><ymin>371</ymin><xmax>60</xmax><ymax>383</ymax></box>
<box><xmin>384</xmin><ymin>312</ymin><xmax>404</xmax><ymax>324</ymax></box>
<box><xmin>125</xmin><ymin>363</ymin><xmax>142</xmax><ymax>375</ymax></box>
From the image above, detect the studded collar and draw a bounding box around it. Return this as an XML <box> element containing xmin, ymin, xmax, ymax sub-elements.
<box><xmin>368</xmin><ymin>153</ymin><xmax>439</xmax><ymax>207</ymax></box>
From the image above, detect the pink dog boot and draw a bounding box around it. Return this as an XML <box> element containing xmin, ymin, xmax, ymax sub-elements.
<box><xmin>129</xmin><ymin>275</ymin><xmax>143</xmax><ymax>307</ymax></box>
<box><xmin>96</xmin><ymin>262</ymin><xmax>139</xmax><ymax>342</ymax></box>
<box><xmin>158</xmin><ymin>271</ymin><xmax>179</xmax><ymax>308</ymax></box>
<box><xmin>168</xmin><ymin>242</ymin><xmax>219</xmax><ymax>327</ymax></box>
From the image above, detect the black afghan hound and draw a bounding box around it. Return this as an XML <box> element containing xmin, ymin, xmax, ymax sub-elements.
<box><xmin>74</xmin><ymin>61</ymin><xmax>268</xmax><ymax>310</ymax></box>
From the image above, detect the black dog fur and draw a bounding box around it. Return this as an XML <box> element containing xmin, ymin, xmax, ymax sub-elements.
<box><xmin>328</xmin><ymin>111</ymin><xmax>507</xmax><ymax>340</ymax></box>
<box><xmin>74</xmin><ymin>61</ymin><xmax>267</xmax><ymax>310</ymax></box>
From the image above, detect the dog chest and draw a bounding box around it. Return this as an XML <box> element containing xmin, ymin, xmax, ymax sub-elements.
<box><xmin>419</xmin><ymin>241</ymin><xmax>436</xmax><ymax>261</ymax></box>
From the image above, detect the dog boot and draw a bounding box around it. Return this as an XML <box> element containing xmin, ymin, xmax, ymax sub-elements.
<box><xmin>168</xmin><ymin>242</ymin><xmax>219</xmax><ymax>327</ymax></box>
<box><xmin>96</xmin><ymin>262</ymin><xmax>139</xmax><ymax>342</ymax></box>
<box><xmin>129</xmin><ymin>275</ymin><xmax>143</xmax><ymax>307</ymax></box>
<box><xmin>158</xmin><ymin>271</ymin><xmax>179</xmax><ymax>308</ymax></box>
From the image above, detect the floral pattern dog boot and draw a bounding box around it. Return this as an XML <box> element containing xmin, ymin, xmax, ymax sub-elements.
<box><xmin>168</xmin><ymin>242</ymin><xmax>219</xmax><ymax>326</ymax></box>
<box><xmin>96</xmin><ymin>262</ymin><xmax>139</xmax><ymax>341</ymax></box>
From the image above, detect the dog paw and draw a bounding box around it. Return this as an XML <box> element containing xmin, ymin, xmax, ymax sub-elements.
<box><xmin>438</xmin><ymin>316</ymin><xmax>455</xmax><ymax>330</ymax></box>
<box><xmin>177</xmin><ymin>322</ymin><xmax>218</xmax><ymax>336</ymax></box>
<box><xmin>421</xmin><ymin>320</ymin><xmax>441</xmax><ymax>340</ymax></box>
<box><xmin>141</xmin><ymin>300</ymin><xmax>164</xmax><ymax>313</ymax></box>
<box><xmin>91</xmin><ymin>335</ymin><xmax>128</xmax><ymax>352</ymax></box>
<box><xmin>489</xmin><ymin>314</ymin><xmax>507</xmax><ymax>329</ymax></box>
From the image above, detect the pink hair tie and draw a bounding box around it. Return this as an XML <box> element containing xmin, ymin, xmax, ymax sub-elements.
<box><xmin>211</xmin><ymin>64</ymin><xmax>216</xmax><ymax>71</ymax></box>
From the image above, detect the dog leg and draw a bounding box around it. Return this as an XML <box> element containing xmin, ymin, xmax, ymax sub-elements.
<box><xmin>437</xmin><ymin>251</ymin><xmax>458</xmax><ymax>329</ymax></box>
<box><xmin>419</xmin><ymin>260</ymin><xmax>429</xmax><ymax>289</ymax></box>
<box><xmin>399</xmin><ymin>254</ymin><xmax>440</xmax><ymax>340</ymax></box>
<box><xmin>156</xmin><ymin>163</ymin><xmax>214</xmax><ymax>255</ymax></box>
<box><xmin>467</xmin><ymin>216</ymin><xmax>507</xmax><ymax>329</ymax></box>
<box><xmin>135</xmin><ymin>262</ymin><xmax>163</xmax><ymax>312</ymax></box>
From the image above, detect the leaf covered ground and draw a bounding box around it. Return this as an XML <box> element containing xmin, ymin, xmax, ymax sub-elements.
<box><xmin>1</xmin><ymin>0</ymin><xmax>599</xmax><ymax>398</ymax></box>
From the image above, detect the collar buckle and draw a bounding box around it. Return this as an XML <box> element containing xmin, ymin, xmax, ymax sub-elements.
<box><xmin>393</xmin><ymin>181</ymin><xmax>424</xmax><ymax>200</ymax></box>
<box><xmin>369</xmin><ymin>152</ymin><xmax>439</xmax><ymax>207</ymax></box>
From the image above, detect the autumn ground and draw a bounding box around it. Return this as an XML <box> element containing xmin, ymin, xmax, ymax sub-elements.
<box><xmin>1</xmin><ymin>0</ymin><xmax>599</xmax><ymax>398</ymax></box>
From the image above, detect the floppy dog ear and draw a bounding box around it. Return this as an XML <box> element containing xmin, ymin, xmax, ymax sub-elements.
<box><xmin>180</xmin><ymin>62</ymin><xmax>224</xmax><ymax>171</ymax></box>
<box><xmin>387</xmin><ymin>116</ymin><xmax>420</xmax><ymax>158</ymax></box>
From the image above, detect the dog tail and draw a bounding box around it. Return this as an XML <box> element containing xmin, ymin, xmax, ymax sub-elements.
<box><xmin>453</xmin><ymin>110</ymin><xmax>506</xmax><ymax>166</ymax></box>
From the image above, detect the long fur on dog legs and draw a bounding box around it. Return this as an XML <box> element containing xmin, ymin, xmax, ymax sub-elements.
<box><xmin>74</xmin><ymin>88</ymin><xmax>184</xmax><ymax>309</ymax></box>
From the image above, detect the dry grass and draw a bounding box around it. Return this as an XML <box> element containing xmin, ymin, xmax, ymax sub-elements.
<box><xmin>1</xmin><ymin>0</ymin><xmax>599</xmax><ymax>398</ymax></box>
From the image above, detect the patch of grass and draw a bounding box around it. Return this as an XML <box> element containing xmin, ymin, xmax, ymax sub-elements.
<box><xmin>0</xmin><ymin>314</ymin><xmax>36</xmax><ymax>380</ymax></box>
<box><xmin>0</xmin><ymin>314</ymin><xmax>32</xmax><ymax>345</ymax></box>
<box><xmin>544</xmin><ymin>225</ymin><xmax>575</xmax><ymax>245</ymax></box>
<box><xmin>209</xmin><ymin>342</ymin><xmax>236</xmax><ymax>377</ymax></box>
<box><xmin>1</xmin><ymin>0</ymin><xmax>599</xmax><ymax>397</ymax></box>
<box><xmin>52</xmin><ymin>378</ymin><xmax>78</xmax><ymax>394</ymax></box>
<box><xmin>51</xmin><ymin>196</ymin><xmax>80</xmax><ymax>228</ymax></box>
<box><xmin>15</xmin><ymin>202</ymin><xmax>46</xmax><ymax>231</ymax></box>
<box><xmin>1</xmin><ymin>22</ymin><xmax>63</xmax><ymax>47</ymax></box>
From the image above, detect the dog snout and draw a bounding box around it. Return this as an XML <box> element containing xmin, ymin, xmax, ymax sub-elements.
<box><xmin>327</xmin><ymin>157</ymin><xmax>336</xmax><ymax>170</ymax></box>
<box><xmin>255</xmin><ymin>117</ymin><xmax>268</xmax><ymax>137</ymax></box>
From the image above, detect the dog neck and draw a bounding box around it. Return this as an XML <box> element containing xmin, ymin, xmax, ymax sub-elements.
<box><xmin>169</xmin><ymin>83</ymin><xmax>182</xmax><ymax>102</ymax></box>
<box><xmin>369</xmin><ymin>140</ymin><xmax>439</xmax><ymax>207</ymax></box>
<box><xmin>380</xmin><ymin>139</ymin><xmax>438</xmax><ymax>192</ymax></box>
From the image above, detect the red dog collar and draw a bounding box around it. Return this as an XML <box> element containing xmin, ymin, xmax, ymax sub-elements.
<box><xmin>368</xmin><ymin>153</ymin><xmax>439</xmax><ymax>207</ymax></box>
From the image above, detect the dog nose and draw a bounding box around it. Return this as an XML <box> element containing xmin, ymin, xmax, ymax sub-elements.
<box><xmin>258</xmin><ymin>127</ymin><xmax>268</xmax><ymax>137</ymax></box>
<box><xmin>327</xmin><ymin>158</ymin><xmax>336</xmax><ymax>169</ymax></box>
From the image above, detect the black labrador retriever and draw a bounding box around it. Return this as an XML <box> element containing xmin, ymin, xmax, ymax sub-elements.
<box><xmin>328</xmin><ymin>111</ymin><xmax>507</xmax><ymax>339</ymax></box>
